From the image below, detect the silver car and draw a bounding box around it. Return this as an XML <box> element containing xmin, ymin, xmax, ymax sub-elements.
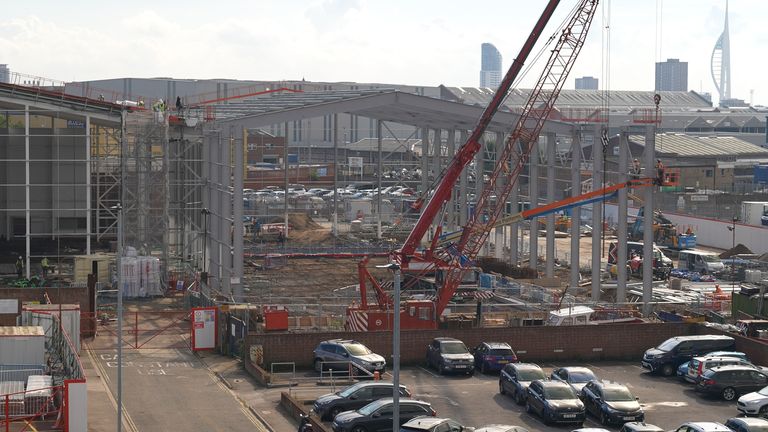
<box><xmin>313</xmin><ymin>339</ymin><xmax>386</xmax><ymax>374</ymax></box>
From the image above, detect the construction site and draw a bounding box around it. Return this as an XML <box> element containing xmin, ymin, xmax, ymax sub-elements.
<box><xmin>2</xmin><ymin>0</ymin><xmax>768</xmax><ymax>431</ymax></box>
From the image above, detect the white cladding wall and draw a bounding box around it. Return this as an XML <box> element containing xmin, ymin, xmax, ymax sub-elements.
<box><xmin>604</xmin><ymin>203</ymin><xmax>768</xmax><ymax>254</ymax></box>
<box><xmin>0</xmin><ymin>333</ymin><xmax>45</xmax><ymax>365</ymax></box>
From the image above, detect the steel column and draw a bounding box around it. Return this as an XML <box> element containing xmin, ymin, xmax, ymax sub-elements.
<box><xmin>447</xmin><ymin>130</ymin><xmax>456</xmax><ymax>230</ymax></box>
<box><xmin>591</xmin><ymin>127</ymin><xmax>603</xmax><ymax>301</ymax></box>
<box><xmin>458</xmin><ymin>131</ymin><xmax>468</xmax><ymax>227</ymax></box>
<box><xmin>233</xmin><ymin>129</ymin><xmax>244</xmax><ymax>301</ymax></box>
<box><xmin>546</xmin><ymin>133</ymin><xmax>556</xmax><ymax>277</ymax></box>
<box><xmin>643</xmin><ymin>126</ymin><xmax>656</xmax><ymax>315</ymax></box>
<box><xmin>420</xmin><ymin>129</ymin><xmax>429</xmax><ymax>196</ymax></box>
<box><xmin>570</xmin><ymin>129</ymin><xmax>581</xmax><ymax>289</ymax></box>
<box><xmin>617</xmin><ymin>132</ymin><xmax>629</xmax><ymax>303</ymax></box>
<box><xmin>529</xmin><ymin>139</ymin><xmax>539</xmax><ymax>271</ymax></box>
<box><xmin>510</xmin><ymin>140</ymin><xmax>520</xmax><ymax>265</ymax></box>
<box><xmin>86</xmin><ymin>115</ymin><xmax>92</xmax><ymax>255</ymax></box>
<box><xmin>495</xmin><ymin>132</ymin><xmax>505</xmax><ymax>259</ymax></box>
<box><xmin>377</xmin><ymin>120</ymin><xmax>383</xmax><ymax>239</ymax></box>
<box><xmin>25</xmin><ymin>105</ymin><xmax>30</xmax><ymax>278</ymax></box>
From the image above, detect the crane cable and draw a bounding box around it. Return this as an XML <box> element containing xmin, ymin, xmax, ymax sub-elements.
<box><xmin>393</xmin><ymin>0</ymin><xmax>587</xmax><ymax>243</ymax></box>
<box><xmin>600</xmin><ymin>0</ymin><xmax>612</xmax><ymax>264</ymax></box>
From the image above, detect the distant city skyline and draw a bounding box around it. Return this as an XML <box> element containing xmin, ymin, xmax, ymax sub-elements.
<box><xmin>1</xmin><ymin>0</ymin><xmax>766</xmax><ymax>105</ymax></box>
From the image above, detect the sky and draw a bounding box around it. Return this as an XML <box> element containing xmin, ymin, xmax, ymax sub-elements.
<box><xmin>1</xmin><ymin>0</ymin><xmax>766</xmax><ymax>105</ymax></box>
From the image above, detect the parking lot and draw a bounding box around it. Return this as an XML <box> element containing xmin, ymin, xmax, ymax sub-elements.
<box><xmin>275</xmin><ymin>361</ymin><xmax>744</xmax><ymax>432</ymax></box>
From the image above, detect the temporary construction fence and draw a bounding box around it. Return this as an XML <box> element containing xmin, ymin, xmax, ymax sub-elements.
<box><xmin>1</xmin><ymin>313</ymin><xmax>86</xmax><ymax>432</ymax></box>
<box><xmin>88</xmin><ymin>310</ymin><xmax>192</xmax><ymax>350</ymax></box>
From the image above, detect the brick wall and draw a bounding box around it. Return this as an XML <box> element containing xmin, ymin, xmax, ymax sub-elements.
<box><xmin>691</xmin><ymin>324</ymin><xmax>768</xmax><ymax>366</ymax></box>
<box><xmin>245</xmin><ymin>322</ymin><xmax>695</xmax><ymax>369</ymax></box>
<box><xmin>0</xmin><ymin>286</ymin><xmax>90</xmax><ymax>326</ymax></box>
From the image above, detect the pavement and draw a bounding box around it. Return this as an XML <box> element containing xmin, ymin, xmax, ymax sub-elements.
<box><xmin>83</xmin><ymin>312</ymin><xmax>276</xmax><ymax>432</ymax></box>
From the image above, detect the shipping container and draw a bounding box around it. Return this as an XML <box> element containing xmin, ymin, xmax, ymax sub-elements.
<box><xmin>0</xmin><ymin>327</ymin><xmax>45</xmax><ymax>365</ymax></box>
<box><xmin>21</xmin><ymin>304</ymin><xmax>80</xmax><ymax>353</ymax></box>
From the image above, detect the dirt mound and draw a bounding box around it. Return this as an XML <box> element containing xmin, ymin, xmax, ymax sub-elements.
<box><xmin>476</xmin><ymin>257</ymin><xmax>537</xmax><ymax>279</ymax></box>
<box><xmin>267</xmin><ymin>213</ymin><xmax>321</xmax><ymax>231</ymax></box>
<box><xmin>719</xmin><ymin>243</ymin><xmax>752</xmax><ymax>259</ymax></box>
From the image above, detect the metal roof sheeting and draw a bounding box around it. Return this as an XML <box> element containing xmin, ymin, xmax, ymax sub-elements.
<box><xmin>628</xmin><ymin>133</ymin><xmax>768</xmax><ymax>158</ymax></box>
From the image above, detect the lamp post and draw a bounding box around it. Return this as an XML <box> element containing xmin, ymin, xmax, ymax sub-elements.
<box><xmin>377</xmin><ymin>262</ymin><xmax>400</xmax><ymax>432</ymax></box>
<box><xmin>727</xmin><ymin>217</ymin><xmax>738</xmax><ymax>293</ymax></box>
<box><xmin>112</xmin><ymin>203</ymin><xmax>124</xmax><ymax>432</ymax></box>
<box><xmin>201</xmin><ymin>208</ymin><xmax>210</xmax><ymax>282</ymax></box>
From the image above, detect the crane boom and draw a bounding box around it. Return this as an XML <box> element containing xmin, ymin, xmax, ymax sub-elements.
<box><xmin>399</xmin><ymin>0</ymin><xmax>562</xmax><ymax>260</ymax></box>
<box><xmin>435</xmin><ymin>0</ymin><xmax>600</xmax><ymax>316</ymax></box>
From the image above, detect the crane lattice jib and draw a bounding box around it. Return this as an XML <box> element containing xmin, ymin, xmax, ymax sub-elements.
<box><xmin>436</xmin><ymin>0</ymin><xmax>600</xmax><ymax>315</ymax></box>
<box><xmin>399</xmin><ymin>0</ymin><xmax>562</xmax><ymax>260</ymax></box>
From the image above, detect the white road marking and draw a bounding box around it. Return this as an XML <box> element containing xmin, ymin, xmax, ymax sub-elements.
<box><xmin>412</xmin><ymin>393</ymin><xmax>460</xmax><ymax>406</ymax></box>
<box><xmin>641</xmin><ymin>401</ymin><xmax>689</xmax><ymax>409</ymax></box>
<box><xmin>417</xmin><ymin>366</ymin><xmax>440</xmax><ymax>378</ymax></box>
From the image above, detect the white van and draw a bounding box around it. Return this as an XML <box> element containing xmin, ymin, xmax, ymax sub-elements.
<box><xmin>678</xmin><ymin>250</ymin><xmax>725</xmax><ymax>274</ymax></box>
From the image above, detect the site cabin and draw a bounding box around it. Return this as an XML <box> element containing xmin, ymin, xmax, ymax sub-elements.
<box><xmin>546</xmin><ymin>306</ymin><xmax>644</xmax><ymax>326</ymax></box>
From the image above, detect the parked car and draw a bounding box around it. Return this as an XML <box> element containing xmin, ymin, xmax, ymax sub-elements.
<box><xmin>525</xmin><ymin>380</ymin><xmax>585</xmax><ymax>426</ymax></box>
<box><xmin>618</xmin><ymin>422</ymin><xmax>664</xmax><ymax>432</ymax></box>
<box><xmin>641</xmin><ymin>335</ymin><xmax>735</xmax><ymax>376</ymax></box>
<box><xmin>677</xmin><ymin>351</ymin><xmax>749</xmax><ymax>379</ymax></box>
<box><xmin>686</xmin><ymin>355</ymin><xmax>757</xmax><ymax>383</ymax></box>
<box><xmin>474</xmin><ymin>342</ymin><xmax>518</xmax><ymax>373</ymax></box>
<box><xmin>671</xmin><ymin>422</ymin><xmax>733</xmax><ymax>432</ymax></box>
<box><xmin>499</xmin><ymin>363</ymin><xmax>548</xmax><ymax>404</ymax></box>
<box><xmin>313</xmin><ymin>381</ymin><xmax>411</xmax><ymax>421</ymax></box>
<box><xmin>331</xmin><ymin>398</ymin><xmax>436</xmax><ymax>432</ymax></box>
<box><xmin>581</xmin><ymin>380</ymin><xmax>644</xmax><ymax>425</ymax></box>
<box><xmin>474</xmin><ymin>426</ymin><xmax>529</xmax><ymax>432</ymax></box>
<box><xmin>550</xmin><ymin>367</ymin><xmax>598</xmax><ymax>396</ymax></box>
<box><xmin>400</xmin><ymin>416</ymin><xmax>473</xmax><ymax>432</ymax></box>
<box><xmin>737</xmin><ymin>385</ymin><xmax>768</xmax><ymax>416</ymax></box>
<box><xmin>695</xmin><ymin>365</ymin><xmax>768</xmax><ymax>400</ymax></box>
<box><xmin>725</xmin><ymin>417</ymin><xmax>768</xmax><ymax>432</ymax></box>
<box><xmin>313</xmin><ymin>339</ymin><xmax>386</xmax><ymax>374</ymax></box>
<box><xmin>426</xmin><ymin>337</ymin><xmax>474</xmax><ymax>375</ymax></box>
<box><xmin>572</xmin><ymin>429</ymin><xmax>611</xmax><ymax>432</ymax></box>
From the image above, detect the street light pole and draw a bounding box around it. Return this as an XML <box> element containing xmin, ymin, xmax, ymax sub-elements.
<box><xmin>377</xmin><ymin>262</ymin><xmax>400</xmax><ymax>431</ymax></box>
<box><xmin>728</xmin><ymin>217</ymin><xmax>738</xmax><ymax>293</ymax></box>
<box><xmin>114</xmin><ymin>203</ymin><xmax>123</xmax><ymax>432</ymax></box>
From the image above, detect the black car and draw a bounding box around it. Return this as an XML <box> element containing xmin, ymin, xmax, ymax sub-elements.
<box><xmin>581</xmin><ymin>380</ymin><xmax>644</xmax><ymax>426</ymax></box>
<box><xmin>400</xmin><ymin>416</ymin><xmax>471</xmax><ymax>432</ymax></box>
<box><xmin>696</xmin><ymin>365</ymin><xmax>768</xmax><ymax>401</ymax></box>
<box><xmin>499</xmin><ymin>363</ymin><xmax>548</xmax><ymax>405</ymax></box>
<box><xmin>313</xmin><ymin>381</ymin><xmax>411</xmax><ymax>421</ymax></box>
<box><xmin>550</xmin><ymin>367</ymin><xmax>598</xmax><ymax>397</ymax></box>
<box><xmin>641</xmin><ymin>334</ymin><xmax>735</xmax><ymax>376</ymax></box>
<box><xmin>525</xmin><ymin>380</ymin><xmax>585</xmax><ymax>426</ymax></box>
<box><xmin>332</xmin><ymin>398</ymin><xmax>436</xmax><ymax>432</ymax></box>
<box><xmin>426</xmin><ymin>337</ymin><xmax>474</xmax><ymax>375</ymax></box>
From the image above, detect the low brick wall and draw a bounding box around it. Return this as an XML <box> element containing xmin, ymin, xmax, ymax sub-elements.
<box><xmin>244</xmin><ymin>358</ymin><xmax>271</xmax><ymax>386</ymax></box>
<box><xmin>245</xmin><ymin>322</ymin><xmax>696</xmax><ymax>369</ymax></box>
<box><xmin>691</xmin><ymin>325</ymin><xmax>768</xmax><ymax>365</ymax></box>
<box><xmin>0</xmin><ymin>286</ymin><xmax>90</xmax><ymax>326</ymax></box>
<box><xmin>280</xmin><ymin>391</ymin><xmax>332</xmax><ymax>432</ymax></box>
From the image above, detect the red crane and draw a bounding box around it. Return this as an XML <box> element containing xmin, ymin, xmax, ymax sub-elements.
<box><xmin>348</xmin><ymin>0</ymin><xmax>600</xmax><ymax>331</ymax></box>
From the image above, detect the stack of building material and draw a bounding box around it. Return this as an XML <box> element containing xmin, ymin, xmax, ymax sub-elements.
<box><xmin>120</xmin><ymin>256</ymin><xmax>162</xmax><ymax>297</ymax></box>
<box><xmin>24</xmin><ymin>375</ymin><xmax>53</xmax><ymax>416</ymax></box>
<box><xmin>0</xmin><ymin>381</ymin><xmax>25</xmax><ymax>417</ymax></box>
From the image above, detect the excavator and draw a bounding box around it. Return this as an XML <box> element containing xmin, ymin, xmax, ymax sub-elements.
<box><xmin>627</xmin><ymin>191</ymin><xmax>696</xmax><ymax>250</ymax></box>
